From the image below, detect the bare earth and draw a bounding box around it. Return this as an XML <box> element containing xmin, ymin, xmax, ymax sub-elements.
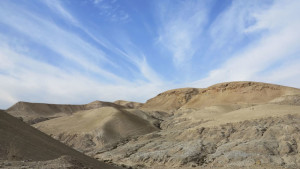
<box><xmin>3</xmin><ymin>81</ymin><xmax>300</xmax><ymax>169</ymax></box>
<box><xmin>0</xmin><ymin>110</ymin><xmax>121</xmax><ymax>169</ymax></box>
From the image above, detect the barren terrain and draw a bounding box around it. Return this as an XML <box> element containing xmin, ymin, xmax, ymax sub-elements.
<box><xmin>3</xmin><ymin>81</ymin><xmax>300</xmax><ymax>169</ymax></box>
<box><xmin>0</xmin><ymin>110</ymin><xmax>120</xmax><ymax>169</ymax></box>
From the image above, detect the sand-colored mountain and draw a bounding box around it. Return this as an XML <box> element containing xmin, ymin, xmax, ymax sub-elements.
<box><xmin>5</xmin><ymin>81</ymin><xmax>300</xmax><ymax>169</ymax></box>
<box><xmin>93</xmin><ymin>82</ymin><xmax>300</xmax><ymax>168</ymax></box>
<box><xmin>34</xmin><ymin>106</ymin><xmax>159</xmax><ymax>152</ymax></box>
<box><xmin>141</xmin><ymin>88</ymin><xmax>199</xmax><ymax>111</ymax></box>
<box><xmin>6</xmin><ymin>100</ymin><xmax>126</xmax><ymax>124</ymax></box>
<box><xmin>142</xmin><ymin>81</ymin><xmax>300</xmax><ymax>111</ymax></box>
<box><xmin>0</xmin><ymin>110</ymin><xmax>120</xmax><ymax>169</ymax></box>
<box><xmin>114</xmin><ymin>100</ymin><xmax>143</xmax><ymax>109</ymax></box>
<box><xmin>183</xmin><ymin>81</ymin><xmax>300</xmax><ymax>109</ymax></box>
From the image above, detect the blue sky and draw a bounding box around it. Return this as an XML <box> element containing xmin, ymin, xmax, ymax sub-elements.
<box><xmin>0</xmin><ymin>0</ymin><xmax>300</xmax><ymax>108</ymax></box>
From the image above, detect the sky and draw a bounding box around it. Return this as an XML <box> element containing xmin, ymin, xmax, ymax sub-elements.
<box><xmin>0</xmin><ymin>0</ymin><xmax>300</xmax><ymax>108</ymax></box>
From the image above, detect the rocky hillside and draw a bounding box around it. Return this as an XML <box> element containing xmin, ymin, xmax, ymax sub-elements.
<box><xmin>96</xmin><ymin>114</ymin><xmax>300</xmax><ymax>169</ymax></box>
<box><xmin>142</xmin><ymin>81</ymin><xmax>300</xmax><ymax>111</ymax></box>
<box><xmin>5</xmin><ymin>81</ymin><xmax>300</xmax><ymax>169</ymax></box>
<box><xmin>93</xmin><ymin>82</ymin><xmax>300</xmax><ymax>168</ymax></box>
<box><xmin>0</xmin><ymin>110</ymin><xmax>120</xmax><ymax>169</ymax></box>
<box><xmin>141</xmin><ymin>88</ymin><xmax>199</xmax><ymax>111</ymax></box>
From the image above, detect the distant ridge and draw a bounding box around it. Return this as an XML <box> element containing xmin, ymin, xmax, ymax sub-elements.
<box><xmin>114</xmin><ymin>100</ymin><xmax>143</xmax><ymax>109</ymax></box>
<box><xmin>142</xmin><ymin>81</ymin><xmax>300</xmax><ymax>111</ymax></box>
<box><xmin>6</xmin><ymin>100</ymin><xmax>126</xmax><ymax>124</ymax></box>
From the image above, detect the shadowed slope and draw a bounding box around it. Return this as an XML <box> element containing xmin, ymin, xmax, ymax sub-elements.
<box><xmin>0</xmin><ymin>110</ymin><xmax>120</xmax><ymax>169</ymax></box>
<box><xmin>6</xmin><ymin>102</ymin><xmax>85</xmax><ymax>124</ymax></box>
<box><xmin>34</xmin><ymin>107</ymin><xmax>159</xmax><ymax>152</ymax></box>
<box><xmin>6</xmin><ymin>100</ymin><xmax>125</xmax><ymax>124</ymax></box>
<box><xmin>93</xmin><ymin>82</ymin><xmax>300</xmax><ymax>169</ymax></box>
<box><xmin>5</xmin><ymin>81</ymin><xmax>300</xmax><ymax>169</ymax></box>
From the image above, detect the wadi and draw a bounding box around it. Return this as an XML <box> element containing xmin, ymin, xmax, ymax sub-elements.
<box><xmin>2</xmin><ymin>81</ymin><xmax>300</xmax><ymax>169</ymax></box>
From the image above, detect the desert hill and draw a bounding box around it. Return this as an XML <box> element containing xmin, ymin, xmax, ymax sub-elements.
<box><xmin>6</xmin><ymin>100</ymin><xmax>126</xmax><ymax>124</ymax></box>
<box><xmin>142</xmin><ymin>81</ymin><xmax>300</xmax><ymax>111</ymax></box>
<box><xmin>96</xmin><ymin>113</ymin><xmax>300</xmax><ymax>169</ymax></box>
<box><xmin>0</xmin><ymin>110</ymin><xmax>120</xmax><ymax>168</ymax></box>
<box><xmin>86</xmin><ymin>100</ymin><xmax>126</xmax><ymax>109</ymax></box>
<box><xmin>142</xmin><ymin>88</ymin><xmax>199</xmax><ymax>111</ymax></box>
<box><xmin>5</xmin><ymin>81</ymin><xmax>300</xmax><ymax>169</ymax></box>
<box><xmin>114</xmin><ymin>100</ymin><xmax>143</xmax><ymax>109</ymax></box>
<box><xmin>6</xmin><ymin>101</ymin><xmax>86</xmax><ymax>124</ymax></box>
<box><xmin>34</xmin><ymin>106</ymin><xmax>159</xmax><ymax>152</ymax></box>
<box><xmin>183</xmin><ymin>81</ymin><xmax>300</xmax><ymax>109</ymax></box>
<box><xmin>92</xmin><ymin>82</ymin><xmax>300</xmax><ymax>168</ymax></box>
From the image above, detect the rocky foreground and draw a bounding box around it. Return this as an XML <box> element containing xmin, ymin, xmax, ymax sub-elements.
<box><xmin>95</xmin><ymin>114</ymin><xmax>300</xmax><ymax>169</ymax></box>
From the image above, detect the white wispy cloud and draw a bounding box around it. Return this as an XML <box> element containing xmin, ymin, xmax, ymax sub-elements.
<box><xmin>92</xmin><ymin>0</ymin><xmax>130</xmax><ymax>22</ymax></box>
<box><xmin>0</xmin><ymin>0</ymin><xmax>166</xmax><ymax>108</ymax></box>
<box><xmin>209</xmin><ymin>1</ymin><xmax>260</xmax><ymax>50</ymax></box>
<box><xmin>93</xmin><ymin>0</ymin><xmax>103</xmax><ymax>5</ymax></box>
<box><xmin>40</xmin><ymin>0</ymin><xmax>160</xmax><ymax>85</ymax></box>
<box><xmin>112</xmin><ymin>39</ymin><xmax>164</xmax><ymax>84</ymax></box>
<box><xmin>191</xmin><ymin>0</ymin><xmax>300</xmax><ymax>88</ymax></box>
<box><xmin>157</xmin><ymin>1</ymin><xmax>209</xmax><ymax>66</ymax></box>
<box><xmin>259</xmin><ymin>58</ymin><xmax>300</xmax><ymax>87</ymax></box>
<box><xmin>0</xmin><ymin>41</ymin><xmax>166</xmax><ymax>108</ymax></box>
<box><xmin>41</xmin><ymin>0</ymin><xmax>114</xmax><ymax>51</ymax></box>
<box><xmin>0</xmin><ymin>1</ymin><xmax>125</xmax><ymax>83</ymax></box>
<box><xmin>43</xmin><ymin>0</ymin><xmax>79</xmax><ymax>25</ymax></box>
<box><xmin>1</xmin><ymin>0</ymin><xmax>299</xmax><ymax>109</ymax></box>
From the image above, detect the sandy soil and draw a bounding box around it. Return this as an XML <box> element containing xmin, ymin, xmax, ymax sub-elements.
<box><xmin>6</xmin><ymin>100</ymin><xmax>127</xmax><ymax>124</ymax></box>
<box><xmin>4</xmin><ymin>81</ymin><xmax>300</xmax><ymax>169</ymax></box>
<box><xmin>34</xmin><ymin>106</ymin><xmax>159</xmax><ymax>152</ymax></box>
<box><xmin>0</xmin><ymin>110</ymin><xmax>121</xmax><ymax>169</ymax></box>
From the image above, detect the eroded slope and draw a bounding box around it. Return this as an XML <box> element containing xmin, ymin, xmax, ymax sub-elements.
<box><xmin>34</xmin><ymin>107</ymin><xmax>159</xmax><ymax>152</ymax></box>
<box><xmin>6</xmin><ymin>100</ymin><xmax>125</xmax><ymax>124</ymax></box>
<box><xmin>142</xmin><ymin>81</ymin><xmax>300</xmax><ymax>111</ymax></box>
<box><xmin>7</xmin><ymin>81</ymin><xmax>300</xmax><ymax>169</ymax></box>
<box><xmin>95</xmin><ymin>114</ymin><xmax>300</xmax><ymax>169</ymax></box>
<box><xmin>0</xmin><ymin>110</ymin><xmax>120</xmax><ymax>169</ymax></box>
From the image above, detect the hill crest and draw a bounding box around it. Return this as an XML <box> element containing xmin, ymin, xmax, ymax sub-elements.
<box><xmin>142</xmin><ymin>81</ymin><xmax>300</xmax><ymax>111</ymax></box>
